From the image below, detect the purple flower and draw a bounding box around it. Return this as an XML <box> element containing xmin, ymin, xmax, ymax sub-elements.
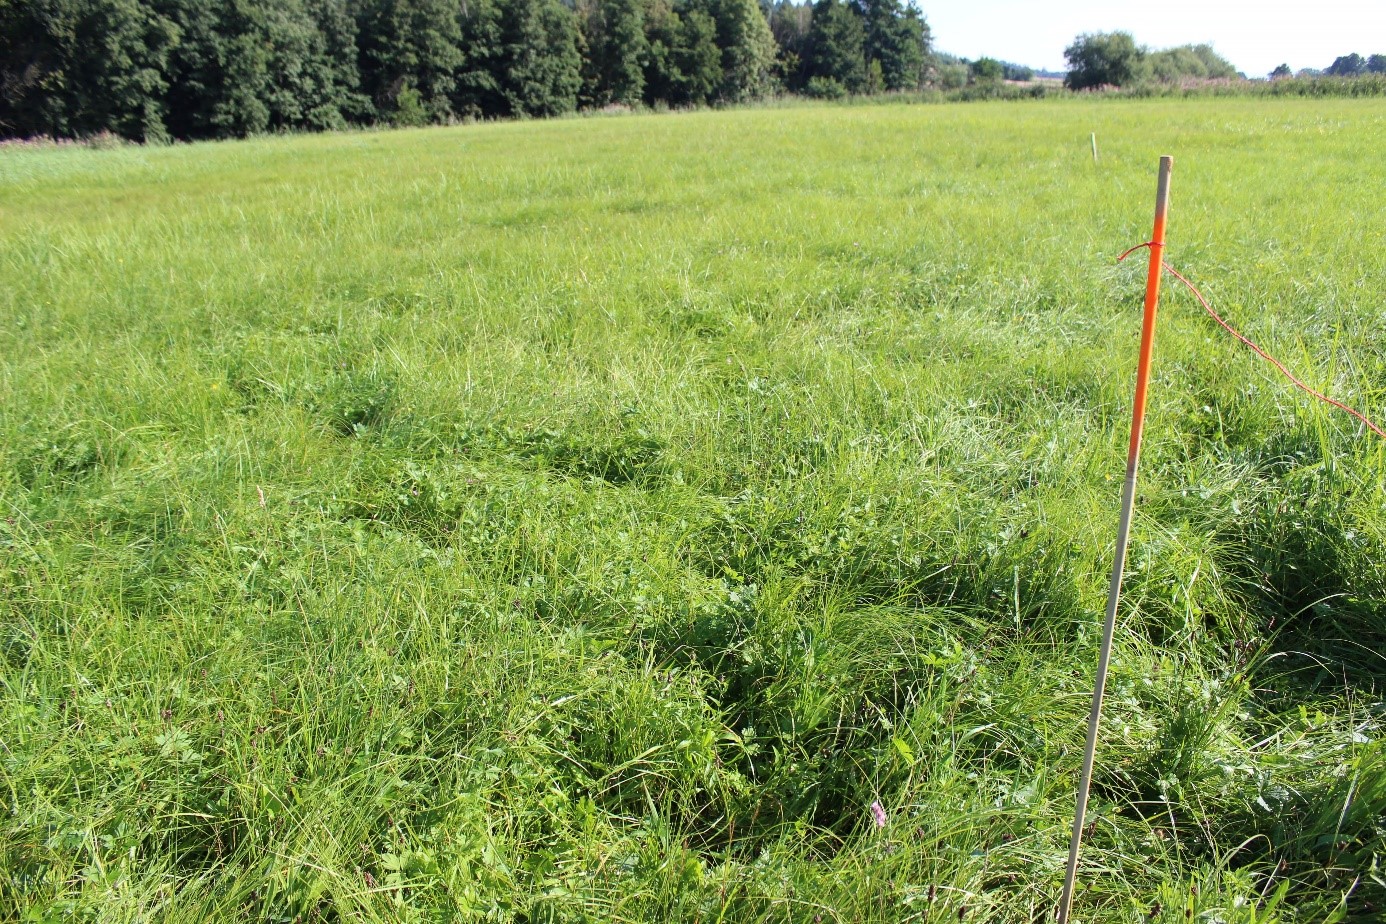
<box><xmin>870</xmin><ymin>800</ymin><xmax>887</xmax><ymax>829</ymax></box>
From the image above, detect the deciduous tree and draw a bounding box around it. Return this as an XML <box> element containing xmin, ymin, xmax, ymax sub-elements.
<box><xmin>767</xmin><ymin>0</ymin><xmax>811</xmax><ymax>90</ymax></box>
<box><xmin>803</xmin><ymin>0</ymin><xmax>863</xmax><ymax>94</ymax></box>
<box><xmin>642</xmin><ymin>0</ymin><xmax>719</xmax><ymax>105</ymax></box>
<box><xmin>854</xmin><ymin>0</ymin><xmax>924</xmax><ymax>91</ymax></box>
<box><xmin>0</xmin><ymin>0</ymin><xmax>179</xmax><ymax>140</ymax></box>
<box><xmin>580</xmin><ymin>0</ymin><xmax>648</xmax><ymax>106</ymax></box>
<box><xmin>1064</xmin><ymin>31</ymin><xmax>1145</xmax><ymax>90</ymax></box>
<box><xmin>1326</xmin><ymin>53</ymin><xmax>1366</xmax><ymax>77</ymax></box>
<box><xmin>693</xmin><ymin>0</ymin><xmax>776</xmax><ymax>101</ymax></box>
<box><xmin>498</xmin><ymin>0</ymin><xmax>582</xmax><ymax>116</ymax></box>
<box><xmin>355</xmin><ymin>0</ymin><xmax>464</xmax><ymax>122</ymax></box>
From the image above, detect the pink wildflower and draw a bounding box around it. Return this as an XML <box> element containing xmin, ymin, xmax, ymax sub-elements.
<box><xmin>870</xmin><ymin>800</ymin><xmax>887</xmax><ymax>829</ymax></box>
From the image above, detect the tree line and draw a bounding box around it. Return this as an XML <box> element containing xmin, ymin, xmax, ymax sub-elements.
<box><xmin>8</xmin><ymin>5</ymin><xmax>1377</xmax><ymax>144</ymax></box>
<box><xmin>1063</xmin><ymin>33</ymin><xmax>1238</xmax><ymax>90</ymax></box>
<box><xmin>1317</xmin><ymin>53</ymin><xmax>1386</xmax><ymax>78</ymax></box>
<box><xmin>1064</xmin><ymin>32</ymin><xmax>1386</xmax><ymax>90</ymax></box>
<box><xmin>767</xmin><ymin>0</ymin><xmax>927</xmax><ymax>98</ymax></box>
<box><xmin>0</xmin><ymin>0</ymin><xmax>929</xmax><ymax>140</ymax></box>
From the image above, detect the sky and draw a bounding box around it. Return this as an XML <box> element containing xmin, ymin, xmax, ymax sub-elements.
<box><xmin>925</xmin><ymin>0</ymin><xmax>1386</xmax><ymax>78</ymax></box>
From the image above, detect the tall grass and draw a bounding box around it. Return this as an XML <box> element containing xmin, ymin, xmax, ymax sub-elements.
<box><xmin>2</xmin><ymin>97</ymin><xmax>1384</xmax><ymax>922</ymax></box>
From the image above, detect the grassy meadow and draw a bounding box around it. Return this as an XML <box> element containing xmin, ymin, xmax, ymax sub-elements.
<box><xmin>2</xmin><ymin>97</ymin><xmax>1385</xmax><ymax>922</ymax></box>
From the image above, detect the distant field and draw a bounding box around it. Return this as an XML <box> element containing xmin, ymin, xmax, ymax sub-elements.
<box><xmin>2</xmin><ymin>98</ymin><xmax>1384</xmax><ymax>922</ymax></box>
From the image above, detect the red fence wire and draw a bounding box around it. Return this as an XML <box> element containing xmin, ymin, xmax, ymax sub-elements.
<box><xmin>1117</xmin><ymin>242</ymin><xmax>1386</xmax><ymax>440</ymax></box>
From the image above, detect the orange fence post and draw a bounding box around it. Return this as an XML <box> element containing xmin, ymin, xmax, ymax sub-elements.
<box><xmin>1057</xmin><ymin>155</ymin><xmax>1173</xmax><ymax>924</ymax></box>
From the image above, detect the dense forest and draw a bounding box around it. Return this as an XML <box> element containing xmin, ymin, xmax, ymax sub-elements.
<box><xmin>2</xmin><ymin>2</ymin><xmax>1384</xmax><ymax>142</ymax></box>
<box><xmin>0</xmin><ymin>0</ymin><xmax>928</xmax><ymax>140</ymax></box>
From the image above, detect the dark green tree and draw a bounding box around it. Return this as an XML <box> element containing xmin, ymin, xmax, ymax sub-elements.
<box><xmin>580</xmin><ymin>0</ymin><xmax>648</xmax><ymax>106</ymax></box>
<box><xmin>0</xmin><ymin>0</ymin><xmax>179</xmax><ymax>140</ymax></box>
<box><xmin>1326</xmin><ymin>53</ymin><xmax>1366</xmax><ymax>77</ymax></box>
<box><xmin>454</xmin><ymin>0</ymin><xmax>504</xmax><ymax>116</ymax></box>
<box><xmin>641</xmin><ymin>0</ymin><xmax>680</xmax><ymax>102</ymax></box>
<box><xmin>156</xmin><ymin>0</ymin><xmax>222</xmax><ymax>136</ymax></box>
<box><xmin>802</xmin><ymin>0</ymin><xmax>863</xmax><ymax>95</ymax></box>
<box><xmin>854</xmin><ymin>0</ymin><xmax>924</xmax><ymax>91</ymax></box>
<box><xmin>681</xmin><ymin>7</ymin><xmax>723</xmax><ymax>102</ymax></box>
<box><xmin>767</xmin><ymin>0</ymin><xmax>811</xmax><ymax>90</ymax></box>
<box><xmin>689</xmin><ymin>0</ymin><xmax>776</xmax><ymax>101</ymax></box>
<box><xmin>1064</xmin><ymin>31</ymin><xmax>1145</xmax><ymax>89</ymax></box>
<box><xmin>1369</xmin><ymin>54</ymin><xmax>1386</xmax><ymax>74</ymax></box>
<box><xmin>355</xmin><ymin>0</ymin><xmax>463</xmax><ymax>122</ymax></box>
<box><xmin>156</xmin><ymin>0</ymin><xmax>363</xmax><ymax>137</ymax></box>
<box><xmin>643</xmin><ymin>0</ymin><xmax>718</xmax><ymax>105</ymax></box>
<box><xmin>1269</xmin><ymin>63</ymin><xmax>1292</xmax><ymax>80</ymax></box>
<box><xmin>222</xmin><ymin>0</ymin><xmax>365</xmax><ymax>133</ymax></box>
<box><xmin>671</xmin><ymin>4</ymin><xmax>721</xmax><ymax>103</ymax></box>
<box><xmin>892</xmin><ymin>5</ymin><xmax>927</xmax><ymax>88</ymax></box>
<box><xmin>497</xmin><ymin>0</ymin><xmax>582</xmax><ymax>116</ymax></box>
<box><xmin>304</xmin><ymin>0</ymin><xmax>370</xmax><ymax>123</ymax></box>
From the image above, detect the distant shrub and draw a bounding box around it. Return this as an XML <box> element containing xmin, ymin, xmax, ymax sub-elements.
<box><xmin>1259</xmin><ymin>72</ymin><xmax>1386</xmax><ymax>97</ymax></box>
<box><xmin>968</xmin><ymin>57</ymin><xmax>1003</xmax><ymax>84</ymax></box>
<box><xmin>1147</xmin><ymin>44</ymin><xmax>1238</xmax><ymax>82</ymax></box>
<box><xmin>390</xmin><ymin>83</ymin><xmax>430</xmax><ymax>128</ymax></box>
<box><xmin>943</xmin><ymin>80</ymin><xmax>1058</xmax><ymax>102</ymax></box>
<box><xmin>1112</xmin><ymin>73</ymin><xmax>1386</xmax><ymax>99</ymax></box>
<box><xmin>803</xmin><ymin>76</ymin><xmax>847</xmax><ymax>99</ymax></box>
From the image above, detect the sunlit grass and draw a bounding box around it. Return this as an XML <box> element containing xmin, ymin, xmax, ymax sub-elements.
<box><xmin>2</xmin><ymin>97</ymin><xmax>1384</xmax><ymax>922</ymax></box>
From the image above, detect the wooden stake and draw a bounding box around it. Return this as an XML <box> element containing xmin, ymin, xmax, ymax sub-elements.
<box><xmin>1057</xmin><ymin>155</ymin><xmax>1172</xmax><ymax>924</ymax></box>
<box><xmin>1091</xmin><ymin>133</ymin><xmax>1099</xmax><ymax>163</ymax></box>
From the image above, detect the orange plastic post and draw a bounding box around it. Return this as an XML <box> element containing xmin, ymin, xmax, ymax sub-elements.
<box><xmin>1127</xmin><ymin>158</ymin><xmax>1173</xmax><ymax>470</ymax></box>
<box><xmin>1057</xmin><ymin>155</ymin><xmax>1173</xmax><ymax>924</ymax></box>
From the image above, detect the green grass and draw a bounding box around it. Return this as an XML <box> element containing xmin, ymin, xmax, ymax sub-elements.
<box><xmin>2</xmin><ymin>97</ymin><xmax>1385</xmax><ymax>922</ymax></box>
